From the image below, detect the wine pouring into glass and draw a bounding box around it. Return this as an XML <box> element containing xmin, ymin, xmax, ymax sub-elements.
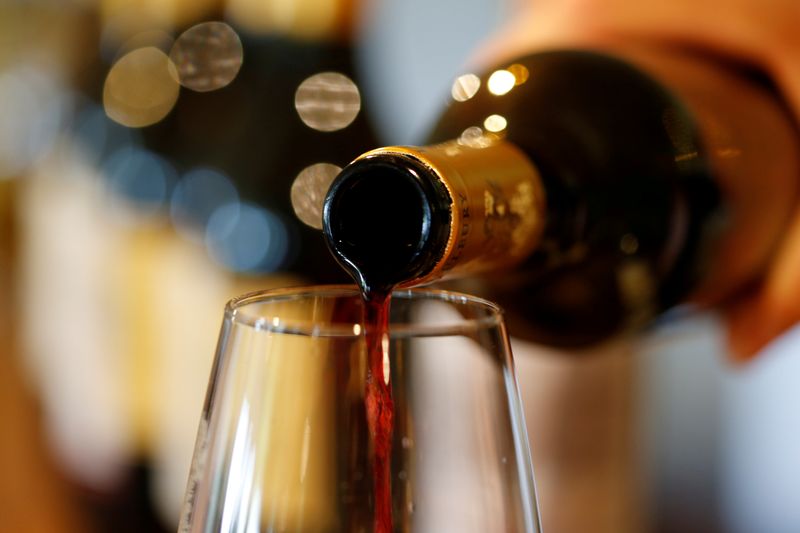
<box><xmin>178</xmin><ymin>0</ymin><xmax>800</xmax><ymax>526</ymax></box>
<box><xmin>178</xmin><ymin>286</ymin><xmax>541</xmax><ymax>533</ymax></box>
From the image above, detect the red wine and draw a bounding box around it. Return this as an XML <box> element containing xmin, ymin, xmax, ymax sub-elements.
<box><xmin>362</xmin><ymin>290</ymin><xmax>394</xmax><ymax>533</ymax></box>
<box><xmin>332</xmin><ymin>288</ymin><xmax>396</xmax><ymax>532</ymax></box>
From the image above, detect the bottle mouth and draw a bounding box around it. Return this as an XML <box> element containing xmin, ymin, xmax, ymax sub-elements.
<box><xmin>322</xmin><ymin>153</ymin><xmax>452</xmax><ymax>293</ymax></box>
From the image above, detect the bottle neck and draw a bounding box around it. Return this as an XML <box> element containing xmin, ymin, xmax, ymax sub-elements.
<box><xmin>385</xmin><ymin>139</ymin><xmax>546</xmax><ymax>284</ymax></box>
<box><xmin>322</xmin><ymin>137</ymin><xmax>546</xmax><ymax>291</ymax></box>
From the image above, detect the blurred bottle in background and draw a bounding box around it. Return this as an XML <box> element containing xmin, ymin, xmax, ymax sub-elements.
<box><xmin>8</xmin><ymin>0</ymin><xmax>380</xmax><ymax>531</ymax></box>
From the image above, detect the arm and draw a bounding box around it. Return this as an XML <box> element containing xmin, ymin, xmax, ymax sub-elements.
<box><xmin>479</xmin><ymin>0</ymin><xmax>800</xmax><ymax>359</ymax></box>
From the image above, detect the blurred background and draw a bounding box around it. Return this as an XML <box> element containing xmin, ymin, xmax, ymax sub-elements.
<box><xmin>0</xmin><ymin>0</ymin><xmax>798</xmax><ymax>532</ymax></box>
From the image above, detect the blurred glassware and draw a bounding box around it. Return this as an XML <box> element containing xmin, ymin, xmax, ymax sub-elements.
<box><xmin>179</xmin><ymin>286</ymin><xmax>541</xmax><ymax>533</ymax></box>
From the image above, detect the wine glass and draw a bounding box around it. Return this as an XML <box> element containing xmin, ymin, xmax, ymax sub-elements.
<box><xmin>178</xmin><ymin>285</ymin><xmax>541</xmax><ymax>532</ymax></box>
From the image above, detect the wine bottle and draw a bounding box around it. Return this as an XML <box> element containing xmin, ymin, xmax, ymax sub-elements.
<box><xmin>322</xmin><ymin>49</ymin><xmax>800</xmax><ymax>345</ymax></box>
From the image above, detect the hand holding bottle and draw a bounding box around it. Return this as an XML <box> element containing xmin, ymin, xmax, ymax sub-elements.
<box><xmin>479</xmin><ymin>0</ymin><xmax>800</xmax><ymax>359</ymax></box>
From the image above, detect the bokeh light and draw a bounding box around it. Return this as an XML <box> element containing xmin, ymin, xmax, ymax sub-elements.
<box><xmin>507</xmin><ymin>63</ymin><xmax>529</xmax><ymax>85</ymax></box>
<box><xmin>458</xmin><ymin>126</ymin><xmax>494</xmax><ymax>148</ymax></box>
<box><xmin>451</xmin><ymin>73</ymin><xmax>481</xmax><ymax>102</ymax></box>
<box><xmin>102</xmin><ymin>146</ymin><xmax>176</xmax><ymax>219</ymax></box>
<box><xmin>170</xmin><ymin>167</ymin><xmax>239</xmax><ymax>242</ymax></box>
<box><xmin>487</xmin><ymin>69</ymin><xmax>515</xmax><ymax>96</ymax></box>
<box><xmin>103</xmin><ymin>47</ymin><xmax>180</xmax><ymax>128</ymax></box>
<box><xmin>72</xmin><ymin>103</ymin><xmax>142</xmax><ymax>166</ymax></box>
<box><xmin>620</xmin><ymin>233</ymin><xmax>639</xmax><ymax>255</ymax></box>
<box><xmin>483</xmin><ymin>114</ymin><xmax>507</xmax><ymax>133</ymax></box>
<box><xmin>206</xmin><ymin>202</ymin><xmax>290</xmax><ymax>273</ymax></box>
<box><xmin>169</xmin><ymin>22</ymin><xmax>243</xmax><ymax>92</ymax></box>
<box><xmin>295</xmin><ymin>72</ymin><xmax>361</xmax><ymax>132</ymax></box>
<box><xmin>290</xmin><ymin>162</ymin><xmax>342</xmax><ymax>229</ymax></box>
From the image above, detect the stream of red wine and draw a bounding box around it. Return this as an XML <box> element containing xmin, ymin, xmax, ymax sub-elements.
<box><xmin>363</xmin><ymin>290</ymin><xmax>394</xmax><ymax>533</ymax></box>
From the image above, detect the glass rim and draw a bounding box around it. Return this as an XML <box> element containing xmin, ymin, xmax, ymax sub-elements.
<box><xmin>225</xmin><ymin>284</ymin><xmax>505</xmax><ymax>338</ymax></box>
